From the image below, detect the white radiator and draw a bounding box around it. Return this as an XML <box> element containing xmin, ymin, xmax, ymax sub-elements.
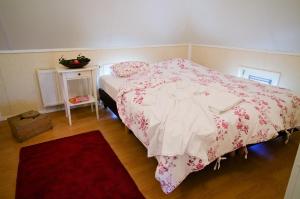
<box><xmin>37</xmin><ymin>69</ymin><xmax>63</xmax><ymax>107</ymax></box>
<box><xmin>238</xmin><ymin>66</ymin><xmax>281</xmax><ymax>86</ymax></box>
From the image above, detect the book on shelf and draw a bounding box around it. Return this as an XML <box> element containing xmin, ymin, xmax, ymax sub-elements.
<box><xmin>69</xmin><ymin>96</ymin><xmax>89</xmax><ymax>104</ymax></box>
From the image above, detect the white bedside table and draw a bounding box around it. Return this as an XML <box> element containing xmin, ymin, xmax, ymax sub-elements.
<box><xmin>56</xmin><ymin>66</ymin><xmax>99</xmax><ymax>125</ymax></box>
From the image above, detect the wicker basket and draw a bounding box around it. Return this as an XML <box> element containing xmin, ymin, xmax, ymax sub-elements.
<box><xmin>7</xmin><ymin>110</ymin><xmax>52</xmax><ymax>142</ymax></box>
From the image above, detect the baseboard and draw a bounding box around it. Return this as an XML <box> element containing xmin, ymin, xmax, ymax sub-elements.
<box><xmin>39</xmin><ymin>105</ymin><xmax>65</xmax><ymax>114</ymax></box>
<box><xmin>0</xmin><ymin>114</ymin><xmax>10</xmax><ymax>121</ymax></box>
<box><xmin>0</xmin><ymin>103</ymin><xmax>98</xmax><ymax>121</ymax></box>
<box><xmin>0</xmin><ymin>106</ymin><xmax>64</xmax><ymax>121</ymax></box>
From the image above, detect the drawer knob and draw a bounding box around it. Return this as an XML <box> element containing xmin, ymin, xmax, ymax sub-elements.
<box><xmin>78</xmin><ymin>73</ymin><xmax>81</xmax><ymax>76</ymax></box>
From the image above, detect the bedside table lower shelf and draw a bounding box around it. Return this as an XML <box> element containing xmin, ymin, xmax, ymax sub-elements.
<box><xmin>67</xmin><ymin>95</ymin><xmax>96</xmax><ymax>107</ymax></box>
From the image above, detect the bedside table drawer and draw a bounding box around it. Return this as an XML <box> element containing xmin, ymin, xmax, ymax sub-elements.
<box><xmin>65</xmin><ymin>71</ymin><xmax>91</xmax><ymax>79</ymax></box>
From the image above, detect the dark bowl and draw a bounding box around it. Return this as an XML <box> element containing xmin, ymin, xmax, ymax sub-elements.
<box><xmin>60</xmin><ymin>59</ymin><xmax>90</xmax><ymax>69</ymax></box>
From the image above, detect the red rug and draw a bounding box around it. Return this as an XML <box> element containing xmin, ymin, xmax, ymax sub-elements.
<box><xmin>16</xmin><ymin>131</ymin><xmax>144</xmax><ymax>199</ymax></box>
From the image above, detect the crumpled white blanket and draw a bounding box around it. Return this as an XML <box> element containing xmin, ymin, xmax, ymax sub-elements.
<box><xmin>141</xmin><ymin>81</ymin><xmax>242</xmax><ymax>159</ymax></box>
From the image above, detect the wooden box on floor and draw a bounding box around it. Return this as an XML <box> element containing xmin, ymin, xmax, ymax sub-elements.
<box><xmin>7</xmin><ymin>111</ymin><xmax>53</xmax><ymax>142</ymax></box>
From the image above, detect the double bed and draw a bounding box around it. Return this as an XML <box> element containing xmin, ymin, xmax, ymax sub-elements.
<box><xmin>98</xmin><ymin>58</ymin><xmax>300</xmax><ymax>193</ymax></box>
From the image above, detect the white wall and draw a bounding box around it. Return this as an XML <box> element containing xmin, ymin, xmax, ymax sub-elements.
<box><xmin>192</xmin><ymin>45</ymin><xmax>300</xmax><ymax>95</ymax></box>
<box><xmin>0</xmin><ymin>45</ymin><xmax>188</xmax><ymax>118</ymax></box>
<box><xmin>0</xmin><ymin>0</ymin><xmax>189</xmax><ymax>50</ymax></box>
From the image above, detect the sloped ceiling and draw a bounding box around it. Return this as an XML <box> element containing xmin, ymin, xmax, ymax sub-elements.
<box><xmin>0</xmin><ymin>0</ymin><xmax>299</xmax><ymax>53</ymax></box>
<box><xmin>188</xmin><ymin>0</ymin><xmax>300</xmax><ymax>53</ymax></box>
<box><xmin>0</xmin><ymin>0</ymin><xmax>189</xmax><ymax>50</ymax></box>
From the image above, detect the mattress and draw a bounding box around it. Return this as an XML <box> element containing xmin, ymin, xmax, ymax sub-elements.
<box><xmin>99</xmin><ymin>75</ymin><xmax>125</xmax><ymax>101</ymax></box>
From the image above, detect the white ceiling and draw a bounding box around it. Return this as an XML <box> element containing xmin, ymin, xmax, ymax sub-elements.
<box><xmin>0</xmin><ymin>0</ymin><xmax>299</xmax><ymax>53</ymax></box>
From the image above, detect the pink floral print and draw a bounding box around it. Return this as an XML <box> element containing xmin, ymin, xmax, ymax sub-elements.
<box><xmin>112</xmin><ymin>61</ymin><xmax>149</xmax><ymax>77</ymax></box>
<box><xmin>115</xmin><ymin>58</ymin><xmax>300</xmax><ymax>193</ymax></box>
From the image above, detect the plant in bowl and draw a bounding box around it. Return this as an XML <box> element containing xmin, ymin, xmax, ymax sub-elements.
<box><xmin>59</xmin><ymin>54</ymin><xmax>90</xmax><ymax>69</ymax></box>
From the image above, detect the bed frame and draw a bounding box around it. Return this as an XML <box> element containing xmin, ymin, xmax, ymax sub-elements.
<box><xmin>99</xmin><ymin>88</ymin><xmax>120</xmax><ymax>118</ymax></box>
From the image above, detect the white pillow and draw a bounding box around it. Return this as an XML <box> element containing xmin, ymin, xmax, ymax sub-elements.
<box><xmin>99</xmin><ymin>64</ymin><xmax>113</xmax><ymax>76</ymax></box>
<box><xmin>112</xmin><ymin>61</ymin><xmax>149</xmax><ymax>77</ymax></box>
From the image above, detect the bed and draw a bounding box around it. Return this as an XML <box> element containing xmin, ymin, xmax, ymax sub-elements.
<box><xmin>99</xmin><ymin>58</ymin><xmax>300</xmax><ymax>193</ymax></box>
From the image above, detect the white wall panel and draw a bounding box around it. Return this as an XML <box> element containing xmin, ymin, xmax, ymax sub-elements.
<box><xmin>0</xmin><ymin>45</ymin><xmax>188</xmax><ymax>117</ymax></box>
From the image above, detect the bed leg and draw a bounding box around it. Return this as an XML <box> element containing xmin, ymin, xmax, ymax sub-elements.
<box><xmin>125</xmin><ymin>125</ymin><xmax>129</xmax><ymax>134</ymax></box>
<box><xmin>243</xmin><ymin>146</ymin><xmax>248</xmax><ymax>159</ymax></box>
<box><xmin>291</xmin><ymin>128</ymin><xmax>295</xmax><ymax>134</ymax></box>
<box><xmin>213</xmin><ymin>156</ymin><xmax>227</xmax><ymax>170</ymax></box>
<box><xmin>284</xmin><ymin>129</ymin><xmax>291</xmax><ymax>144</ymax></box>
<box><xmin>229</xmin><ymin>151</ymin><xmax>236</xmax><ymax>157</ymax></box>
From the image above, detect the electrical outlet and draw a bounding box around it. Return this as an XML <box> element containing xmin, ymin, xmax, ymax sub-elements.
<box><xmin>0</xmin><ymin>112</ymin><xmax>4</xmax><ymax>121</ymax></box>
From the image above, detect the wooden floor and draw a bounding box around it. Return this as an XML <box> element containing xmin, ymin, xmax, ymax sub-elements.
<box><xmin>0</xmin><ymin>107</ymin><xmax>299</xmax><ymax>199</ymax></box>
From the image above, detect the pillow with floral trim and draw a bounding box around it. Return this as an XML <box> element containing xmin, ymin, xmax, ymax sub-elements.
<box><xmin>112</xmin><ymin>61</ymin><xmax>149</xmax><ymax>77</ymax></box>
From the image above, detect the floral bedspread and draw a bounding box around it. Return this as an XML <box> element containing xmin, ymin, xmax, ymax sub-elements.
<box><xmin>116</xmin><ymin>58</ymin><xmax>300</xmax><ymax>193</ymax></box>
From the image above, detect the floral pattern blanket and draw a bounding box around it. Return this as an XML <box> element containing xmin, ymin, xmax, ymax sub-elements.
<box><xmin>116</xmin><ymin>58</ymin><xmax>300</xmax><ymax>193</ymax></box>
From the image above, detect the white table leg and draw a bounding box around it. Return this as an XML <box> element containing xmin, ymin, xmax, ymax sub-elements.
<box><xmin>56</xmin><ymin>73</ymin><xmax>67</xmax><ymax>117</ymax></box>
<box><xmin>58</xmin><ymin>73</ymin><xmax>68</xmax><ymax>117</ymax></box>
<box><xmin>64</xmin><ymin>103</ymin><xmax>68</xmax><ymax>118</ymax></box>
<box><xmin>92</xmin><ymin>70</ymin><xmax>99</xmax><ymax>120</ymax></box>
<box><xmin>95</xmin><ymin>101</ymin><xmax>99</xmax><ymax>120</ymax></box>
<box><xmin>67</xmin><ymin>104</ymin><xmax>72</xmax><ymax>125</ymax></box>
<box><xmin>91</xmin><ymin>103</ymin><xmax>94</xmax><ymax>112</ymax></box>
<box><xmin>89</xmin><ymin>78</ymin><xmax>94</xmax><ymax>112</ymax></box>
<box><xmin>62</xmin><ymin>76</ymin><xmax>72</xmax><ymax>125</ymax></box>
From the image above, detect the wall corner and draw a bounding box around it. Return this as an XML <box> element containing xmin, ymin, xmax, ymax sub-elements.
<box><xmin>188</xmin><ymin>43</ymin><xmax>192</xmax><ymax>60</ymax></box>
